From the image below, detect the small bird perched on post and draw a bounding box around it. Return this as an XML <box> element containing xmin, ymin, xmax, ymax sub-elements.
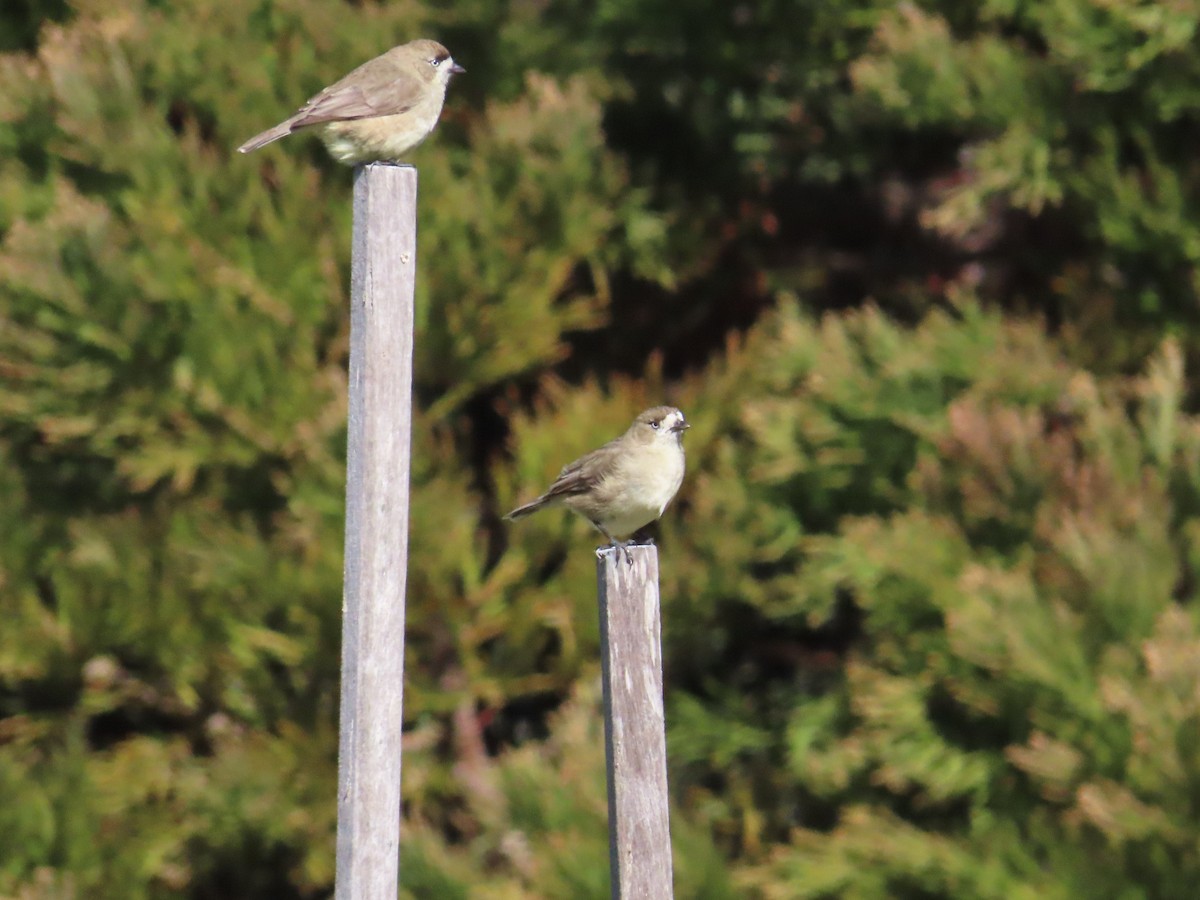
<box><xmin>237</xmin><ymin>39</ymin><xmax>465</xmax><ymax>165</ymax></box>
<box><xmin>505</xmin><ymin>407</ymin><xmax>690</xmax><ymax>564</ymax></box>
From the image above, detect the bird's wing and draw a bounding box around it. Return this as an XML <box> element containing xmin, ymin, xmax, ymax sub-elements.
<box><xmin>286</xmin><ymin>59</ymin><xmax>423</xmax><ymax>128</ymax></box>
<box><xmin>540</xmin><ymin>438</ymin><xmax>622</xmax><ymax>501</ymax></box>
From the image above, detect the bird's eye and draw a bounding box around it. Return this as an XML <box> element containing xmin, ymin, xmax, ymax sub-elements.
<box><xmin>650</xmin><ymin>421</ymin><xmax>661</xmax><ymax>430</ymax></box>
<box><xmin>430</xmin><ymin>58</ymin><xmax>442</xmax><ymax>67</ymax></box>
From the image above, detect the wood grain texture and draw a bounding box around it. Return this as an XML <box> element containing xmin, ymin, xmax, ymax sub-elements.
<box><xmin>336</xmin><ymin>163</ymin><xmax>418</xmax><ymax>900</ymax></box>
<box><xmin>597</xmin><ymin>545</ymin><xmax>675</xmax><ymax>899</ymax></box>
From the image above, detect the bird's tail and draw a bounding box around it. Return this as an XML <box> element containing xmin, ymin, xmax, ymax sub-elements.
<box><xmin>237</xmin><ymin>120</ymin><xmax>297</xmax><ymax>154</ymax></box>
<box><xmin>503</xmin><ymin>496</ymin><xmax>550</xmax><ymax>521</ymax></box>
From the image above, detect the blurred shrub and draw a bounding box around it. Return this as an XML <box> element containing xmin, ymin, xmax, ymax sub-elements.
<box><xmin>2</xmin><ymin>0</ymin><xmax>1200</xmax><ymax>897</ymax></box>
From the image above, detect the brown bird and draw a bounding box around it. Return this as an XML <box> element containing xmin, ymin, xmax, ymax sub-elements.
<box><xmin>505</xmin><ymin>407</ymin><xmax>690</xmax><ymax>564</ymax></box>
<box><xmin>237</xmin><ymin>39</ymin><xmax>464</xmax><ymax>165</ymax></box>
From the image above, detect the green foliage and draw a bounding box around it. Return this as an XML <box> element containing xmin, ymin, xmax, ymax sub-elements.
<box><xmin>680</xmin><ymin>315</ymin><xmax>1200</xmax><ymax>897</ymax></box>
<box><xmin>2</xmin><ymin>0</ymin><xmax>1200</xmax><ymax>897</ymax></box>
<box><xmin>849</xmin><ymin>1</ymin><xmax>1200</xmax><ymax>364</ymax></box>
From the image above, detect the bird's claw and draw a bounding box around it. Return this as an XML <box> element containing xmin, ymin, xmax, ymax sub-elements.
<box><xmin>596</xmin><ymin>542</ymin><xmax>634</xmax><ymax>566</ymax></box>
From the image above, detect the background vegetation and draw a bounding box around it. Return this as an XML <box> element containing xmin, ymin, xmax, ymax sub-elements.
<box><xmin>3</xmin><ymin>0</ymin><xmax>1200</xmax><ymax>896</ymax></box>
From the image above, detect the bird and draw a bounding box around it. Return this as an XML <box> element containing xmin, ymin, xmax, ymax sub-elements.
<box><xmin>505</xmin><ymin>406</ymin><xmax>690</xmax><ymax>565</ymax></box>
<box><xmin>237</xmin><ymin>39</ymin><xmax>465</xmax><ymax>165</ymax></box>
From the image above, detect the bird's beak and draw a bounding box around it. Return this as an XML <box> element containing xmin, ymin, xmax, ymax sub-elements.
<box><xmin>671</xmin><ymin>421</ymin><xmax>690</xmax><ymax>434</ymax></box>
<box><xmin>449</xmin><ymin>61</ymin><xmax>466</xmax><ymax>75</ymax></box>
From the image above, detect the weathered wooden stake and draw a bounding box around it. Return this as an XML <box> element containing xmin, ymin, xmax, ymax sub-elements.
<box><xmin>336</xmin><ymin>163</ymin><xmax>417</xmax><ymax>899</ymax></box>
<box><xmin>597</xmin><ymin>544</ymin><xmax>675</xmax><ymax>899</ymax></box>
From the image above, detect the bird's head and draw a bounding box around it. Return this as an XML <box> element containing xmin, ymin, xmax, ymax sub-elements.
<box><xmin>404</xmin><ymin>39</ymin><xmax>466</xmax><ymax>85</ymax></box>
<box><xmin>630</xmin><ymin>406</ymin><xmax>689</xmax><ymax>445</ymax></box>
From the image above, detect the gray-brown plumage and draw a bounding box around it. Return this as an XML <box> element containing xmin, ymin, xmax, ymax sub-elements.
<box><xmin>237</xmin><ymin>39</ymin><xmax>464</xmax><ymax>165</ymax></box>
<box><xmin>505</xmin><ymin>407</ymin><xmax>689</xmax><ymax>563</ymax></box>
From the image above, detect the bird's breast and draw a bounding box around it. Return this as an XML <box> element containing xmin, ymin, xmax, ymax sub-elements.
<box><xmin>586</xmin><ymin>441</ymin><xmax>685</xmax><ymax>536</ymax></box>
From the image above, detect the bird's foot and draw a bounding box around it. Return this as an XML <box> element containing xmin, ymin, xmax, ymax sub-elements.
<box><xmin>596</xmin><ymin>541</ymin><xmax>634</xmax><ymax>566</ymax></box>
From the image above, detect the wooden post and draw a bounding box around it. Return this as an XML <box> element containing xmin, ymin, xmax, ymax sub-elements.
<box><xmin>597</xmin><ymin>544</ymin><xmax>675</xmax><ymax>899</ymax></box>
<box><xmin>336</xmin><ymin>163</ymin><xmax>417</xmax><ymax>899</ymax></box>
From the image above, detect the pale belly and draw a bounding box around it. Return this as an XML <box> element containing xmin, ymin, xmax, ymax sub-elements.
<box><xmin>321</xmin><ymin>101</ymin><xmax>444</xmax><ymax>164</ymax></box>
<box><xmin>572</xmin><ymin>445</ymin><xmax>685</xmax><ymax>537</ymax></box>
